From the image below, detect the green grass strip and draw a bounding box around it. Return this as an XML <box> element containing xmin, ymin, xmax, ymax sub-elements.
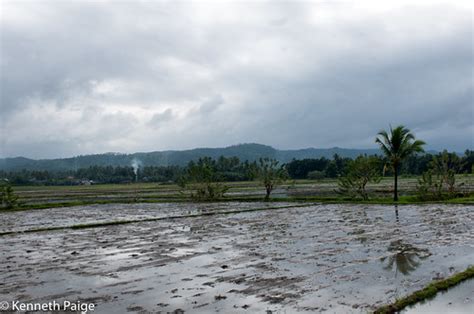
<box><xmin>374</xmin><ymin>265</ymin><xmax>474</xmax><ymax>314</ymax></box>
<box><xmin>0</xmin><ymin>203</ymin><xmax>313</xmax><ymax>236</ymax></box>
<box><xmin>2</xmin><ymin>193</ymin><xmax>473</xmax><ymax>213</ymax></box>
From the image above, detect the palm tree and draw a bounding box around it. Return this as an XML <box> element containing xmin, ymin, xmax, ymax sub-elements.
<box><xmin>375</xmin><ymin>125</ymin><xmax>425</xmax><ymax>201</ymax></box>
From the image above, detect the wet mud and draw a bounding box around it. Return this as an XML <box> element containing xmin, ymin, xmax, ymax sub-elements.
<box><xmin>1</xmin><ymin>203</ymin><xmax>473</xmax><ymax>313</ymax></box>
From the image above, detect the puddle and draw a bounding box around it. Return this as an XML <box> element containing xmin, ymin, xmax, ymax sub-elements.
<box><xmin>165</xmin><ymin>247</ymin><xmax>201</xmax><ymax>258</ymax></box>
<box><xmin>402</xmin><ymin>278</ymin><xmax>474</xmax><ymax>314</ymax></box>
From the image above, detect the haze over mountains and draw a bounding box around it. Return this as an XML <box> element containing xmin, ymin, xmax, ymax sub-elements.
<box><xmin>0</xmin><ymin>144</ymin><xmax>386</xmax><ymax>171</ymax></box>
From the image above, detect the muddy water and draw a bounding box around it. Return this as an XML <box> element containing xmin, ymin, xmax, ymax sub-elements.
<box><xmin>0</xmin><ymin>204</ymin><xmax>473</xmax><ymax>313</ymax></box>
<box><xmin>402</xmin><ymin>279</ymin><xmax>473</xmax><ymax>313</ymax></box>
<box><xmin>0</xmin><ymin>202</ymin><xmax>296</xmax><ymax>233</ymax></box>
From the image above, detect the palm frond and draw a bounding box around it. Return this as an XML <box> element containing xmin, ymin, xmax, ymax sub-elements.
<box><xmin>375</xmin><ymin>125</ymin><xmax>425</xmax><ymax>160</ymax></box>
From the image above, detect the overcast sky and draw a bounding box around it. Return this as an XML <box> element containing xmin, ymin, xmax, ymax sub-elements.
<box><xmin>1</xmin><ymin>0</ymin><xmax>472</xmax><ymax>158</ymax></box>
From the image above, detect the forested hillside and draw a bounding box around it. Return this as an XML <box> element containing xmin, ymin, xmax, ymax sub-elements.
<box><xmin>0</xmin><ymin>144</ymin><xmax>381</xmax><ymax>171</ymax></box>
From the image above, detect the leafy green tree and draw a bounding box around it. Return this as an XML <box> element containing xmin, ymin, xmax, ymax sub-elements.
<box><xmin>333</xmin><ymin>153</ymin><xmax>348</xmax><ymax>176</ymax></box>
<box><xmin>179</xmin><ymin>158</ymin><xmax>228</xmax><ymax>201</ymax></box>
<box><xmin>255</xmin><ymin>158</ymin><xmax>288</xmax><ymax>201</ymax></box>
<box><xmin>430</xmin><ymin>151</ymin><xmax>457</xmax><ymax>196</ymax></box>
<box><xmin>324</xmin><ymin>161</ymin><xmax>339</xmax><ymax>178</ymax></box>
<box><xmin>375</xmin><ymin>125</ymin><xmax>425</xmax><ymax>201</ymax></box>
<box><xmin>400</xmin><ymin>154</ymin><xmax>433</xmax><ymax>175</ymax></box>
<box><xmin>460</xmin><ymin>150</ymin><xmax>474</xmax><ymax>173</ymax></box>
<box><xmin>416</xmin><ymin>151</ymin><xmax>465</xmax><ymax>200</ymax></box>
<box><xmin>1</xmin><ymin>180</ymin><xmax>19</xmax><ymax>209</ymax></box>
<box><xmin>243</xmin><ymin>160</ymin><xmax>259</xmax><ymax>181</ymax></box>
<box><xmin>337</xmin><ymin>155</ymin><xmax>381</xmax><ymax>200</ymax></box>
<box><xmin>416</xmin><ymin>170</ymin><xmax>443</xmax><ymax>201</ymax></box>
<box><xmin>286</xmin><ymin>158</ymin><xmax>330</xmax><ymax>179</ymax></box>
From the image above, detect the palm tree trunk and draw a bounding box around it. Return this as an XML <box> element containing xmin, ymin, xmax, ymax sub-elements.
<box><xmin>394</xmin><ymin>165</ymin><xmax>398</xmax><ymax>202</ymax></box>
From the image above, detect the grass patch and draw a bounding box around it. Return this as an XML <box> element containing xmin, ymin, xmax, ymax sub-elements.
<box><xmin>2</xmin><ymin>193</ymin><xmax>473</xmax><ymax>213</ymax></box>
<box><xmin>1</xmin><ymin>197</ymin><xmax>191</xmax><ymax>212</ymax></box>
<box><xmin>445</xmin><ymin>195</ymin><xmax>474</xmax><ymax>204</ymax></box>
<box><xmin>4</xmin><ymin>177</ymin><xmax>473</xmax><ymax>212</ymax></box>
<box><xmin>374</xmin><ymin>265</ymin><xmax>474</xmax><ymax>314</ymax></box>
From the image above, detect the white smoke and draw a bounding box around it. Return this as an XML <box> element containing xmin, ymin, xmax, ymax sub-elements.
<box><xmin>131</xmin><ymin>158</ymin><xmax>142</xmax><ymax>181</ymax></box>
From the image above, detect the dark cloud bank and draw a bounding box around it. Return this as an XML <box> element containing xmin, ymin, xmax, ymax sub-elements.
<box><xmin>1</xmin><ymin>1</ymin><xmax>472</xmax><ymax>158</ymax></box>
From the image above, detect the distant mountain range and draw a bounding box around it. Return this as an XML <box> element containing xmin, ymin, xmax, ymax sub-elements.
<box><xmin>0</xmin><ymin>143</ymin><xmax>398</xmax><ymax>171</ymax></box>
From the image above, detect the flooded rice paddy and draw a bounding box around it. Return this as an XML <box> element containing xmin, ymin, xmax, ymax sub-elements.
<box><xmin>0</xmin><ymin>203</ymin><xmax>473</xmax><ymax>313</ymax></box>
<box><xmin>0</xmin><ymin>202</ymin><xmax>295</xmax><ymax>234</ymax></box>
<box><xmin>402</xmin><ymin>278</ymin><xmax>473</xmax><ymax>313</ymax></box>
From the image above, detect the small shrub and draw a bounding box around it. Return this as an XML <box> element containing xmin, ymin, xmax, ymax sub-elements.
<box><xmin>191</xmin><ymin>182</ymin><xmax>229</xmax><ymax>201</ymax></box>
<box><xmin>1</xmin><ymin>180</ymin><xmax>19</xmax><ymax>209</ymax></box>
<box><xmin>416</xmin><ymin>151</ymin><xmax>465</xmax><ymax>200</ymax></box>
<box><xmin>177</xmin><ymin>158</ymin><xmax>229</xmax><ymax>201</ymax></box>
<box><xmin>254</xmin><ymin>158</ymin><xmax>288</xmax><ymax>201</ymax></box>
<box><xmin>416</xmin><ymin>170</ymin><xmax>443</xmax><ymax>201</ymax></box>
<box><xmin>307</xmin><ymin>170</ymin><xmax>325</xmax><ymax>180</ymax></box>
<box><xmin>336</xmin><ymin>156</ymin><xmax>381</xmax><ymax>200</ymax></box>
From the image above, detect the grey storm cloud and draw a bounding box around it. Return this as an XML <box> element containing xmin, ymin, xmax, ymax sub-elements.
<box><xmin>148</xmin><ymin>108</ymin><xmax>174</xmax><ymax>128</ymax></box>
<box><xmin>0</xmin><ymin>0</ymin><xmax>472</xmax><ymax>158</ymax></box>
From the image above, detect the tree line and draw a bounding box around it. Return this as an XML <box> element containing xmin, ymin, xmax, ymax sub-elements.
<box><xmin>1</xmin><ymin>125</ymin><xmax>473</xmax><ymax>207</ymax></box>
<box><xmin>0</xmin><ymin>150</ymin><xmax>472</xmax><ymax>186</ymax></box>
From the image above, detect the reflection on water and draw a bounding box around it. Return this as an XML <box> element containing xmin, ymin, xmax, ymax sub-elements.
<box><xmin>381</xmin><ymin>240</ymin><xmax>431</xmax><ymax>276</ymax></box>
